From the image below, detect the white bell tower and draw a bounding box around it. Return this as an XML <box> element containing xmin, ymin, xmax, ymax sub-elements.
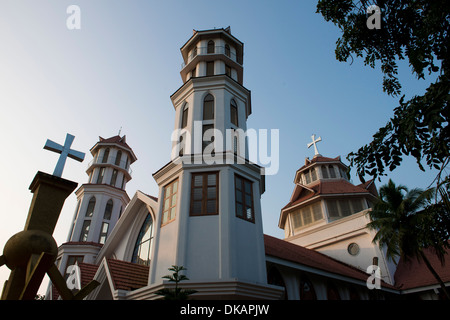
<box><xmin>59</xmin><ymin>135</ymin><xmax>136</xmax><ymax>267</ymax></box>
<box><xmin>148</xmin><ymin>27</ymin><xmax>282</xmax><ymax>299</ymax></box>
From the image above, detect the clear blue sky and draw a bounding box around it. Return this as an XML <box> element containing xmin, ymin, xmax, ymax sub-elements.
<box><xmin>0</xmin><ymin>0</ymin><xmax>438</xmax><ymax>294</ymax></box>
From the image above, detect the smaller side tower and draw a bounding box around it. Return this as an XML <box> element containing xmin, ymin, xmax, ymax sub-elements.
<box><xmin>279</xmin><ymin>153</ymin><xmax>397</xmax><ymax>285</ymax></box>
<box><xmin>57</xmin><ymin>135</ymin><xmax>137</xmax><ymax>274</ymax></box>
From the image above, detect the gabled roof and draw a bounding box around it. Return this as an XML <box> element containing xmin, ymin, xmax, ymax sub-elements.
<box><xmin>105</xmin><ymin>259</ymin><xmax>149</xmax><ymax>291</ymax></box>
<box><xmin>394</xmin><ymin>246</ymin><xmax>450</xmax><ymax>291</ymax></box>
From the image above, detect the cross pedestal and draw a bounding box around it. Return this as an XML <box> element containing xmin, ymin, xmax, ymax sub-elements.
<box><xmin>1</xmin><ymin>172</ymin><xmax>77</xmax><ymax>299</ymax></box>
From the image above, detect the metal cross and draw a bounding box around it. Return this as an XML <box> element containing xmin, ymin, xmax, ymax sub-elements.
<box><xmin>307</xmin><ymin>134</ymin><xmax>322</xmax><ymax>156</ymax></box>
<box><xmin>44</xmin><ymin>133</ymin><xmax>85</xmax><ymax>177</ymax></box>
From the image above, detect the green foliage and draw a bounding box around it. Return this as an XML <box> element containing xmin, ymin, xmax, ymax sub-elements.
<box><xmin>155</xmin><ymin>265</ymin><xmax>197</xmax><ymax>300</ymax></box>
<box><xmin>316</xmin><ymin>0</ymin><xmax>450</xmax><ymax>182</ymax></box>
<box><xmin>367</xmin><ymin>179</ymin><xmax>439</xmax><ymax>262</ymax></box>
<box><xmin>366</xmin><ymin>179</ymin><xmax>450</xmax><ymax>298</ymax></box>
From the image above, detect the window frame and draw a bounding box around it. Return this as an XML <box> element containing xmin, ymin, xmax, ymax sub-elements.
<box><xmin>230</xmin><ymin>99</ymin><xmax>238</xmax><ymax>126</ymax></box>
<box><xmin>207</xmin><ymin>40</ymin><xmax>215</xmax><ymax>54</ymax></box>
<box><xmin>161</xmin><ymin>178</ymin><xmax>179</xmax><ymax>226</ymax></box>
<box><xmin>102</xmin><ymin>148</ymin><xmax>110</xmax><ymax>163</ymax></box>
<box><xmin>131</xmin><ymin>213</ymin><xmax>154</xmax><ymax>266</ymax></box>
<box><xmin>181</xmin><ymin>104</ymin><xmax>189</xmax><ymax>128</ymax></box>
<box><xmin>206</xmin><ymin>61</ymin><xmax>214</xmax><ymax>76</ymax></box>
<box><xmin>234</xmin><ymin>174</ymin><xmax>255</xmax><ymax>223</ymax></box>
<box><xmin>190</xmin><ymin>171</ymin><xmax>219</xmax><ymax>216</ymax></box>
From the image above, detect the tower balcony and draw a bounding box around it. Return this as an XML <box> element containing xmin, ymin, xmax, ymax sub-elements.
<box><xmin>180</xmin><ymin>46</ymin><xmax>244</xmax><ymax>84</ymax></box>
<box><xmin>86</xmin><ymin>156</ymin><xmax>133</xmax><ymax>178</ymax></box>
<box><xmin>181</xmin><ymin>45</ymin><xmax>243</xmax><ymax>69</ymax></box>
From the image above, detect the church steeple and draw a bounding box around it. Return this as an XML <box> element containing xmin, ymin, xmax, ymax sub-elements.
<box><xmin>171</xmin><ymin>27</ymin><xmax>252</xmax><ymax>161</ymax></box>
<box><xmin>67</xmin><ymin>135</ymin><xmax>136</xmax><ymax>245</ymax></box>
<box><xmin>148</xmin><ymin>28</ymin><xmax>278</xmax><ymax>298</ymax></box>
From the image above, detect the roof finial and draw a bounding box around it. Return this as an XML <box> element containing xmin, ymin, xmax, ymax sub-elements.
<box><xmin>307</xmin><ymin>134</ymin><xmax>322</xmax><ymax>157</ymax></box>
<box><xmin>118</xmin><ymin>126</ymin><xmax>122</xmax><ymax>136</ymax></box>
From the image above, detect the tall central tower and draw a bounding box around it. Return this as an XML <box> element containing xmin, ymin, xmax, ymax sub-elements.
<box><xmin>148</xmin><ymin>27</ymin><xmax>282</xmax><ymax>299</ymax></box>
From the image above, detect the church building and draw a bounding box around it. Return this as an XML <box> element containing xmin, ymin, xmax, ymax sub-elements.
<box><xmin>46</xmin><ymin>27</ymin><xmax>449</xmax><ymax>300</ymax></box>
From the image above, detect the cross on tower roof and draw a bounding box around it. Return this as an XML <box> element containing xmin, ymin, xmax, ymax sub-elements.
<box><xmin>307</xmin><ymin>134</ymin><xmax>322</xmax><ymax>157</ymax></box>
<box><xmin>44</xmin><ymin>133</ymin><xmax>85</xmax><ymax>177</ymax></box>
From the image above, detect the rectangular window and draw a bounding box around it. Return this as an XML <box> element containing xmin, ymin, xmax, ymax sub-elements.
<box><xmin>161</xmin><ymin>179</ymin><xmax>178</xmax><ymax>226</ymax></box>
<box><xmin>79</xmin><ymin>220</ymin><xmax>91</xmax><ymax>242</ymax></box>
<box><xmin>352</xmin><ymin>199</ymin><xmax>364</xmax><ymax>213</ymax></box>
<box><xmin>98</xmin><ymin>222</ymin><xmax>109</xmax><ymax>244</ymax></box>
<box><xmin>327</xmin><ymin>200</ymin><xmax>339</xmax><ymax>218</ymax></box>
<box><xmin>110</xmin><ymin>169</ymin><xmax>118</xmax><ymax>186</ymax></box>
<box><xmin>225</xmin><ymin>64</ymin><xmax>231</xmax><ymax>77</ymax></box>
<box><xmin>202</xmin><ymin>124</ymin><xmax>214</xmax><ymax>152</ymax></box>
<box><xmin>206</xmin><ymin>61</ymin><xmax>214</xmax><ymax>76</ymax></box>
<box><xmin>190</xmin><ymin>172</ymin><xmax>219</xmax><ymax>216</ymax></box>
<box><xmin>291</xmin><ymin>202</ymin><xmax>323</xmax><ymax>231</ymax></box>
<box><xmin>96</xmin><ymin>167</ymin><xmax>105</xmax><ymax>184</ymax></box>
<box><xmin>235</xmin><ymin>175</ymin><xmax>254</xmax><ymax>222</ymax></box>
<box><xmin>64</xmin><ymin>256</ymin><xmax>84</xmax><ymax>280</ymax></box>
<box><xmin>292</xmin><ymin>210</ymin><xmax>303</xmax><ymax>229</ymax></box>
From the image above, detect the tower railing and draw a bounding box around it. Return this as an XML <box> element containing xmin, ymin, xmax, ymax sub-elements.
<box><xmin>181</xmin><ymin>45</ymin><xmax>243</xmax><ymax>69</ymax></box>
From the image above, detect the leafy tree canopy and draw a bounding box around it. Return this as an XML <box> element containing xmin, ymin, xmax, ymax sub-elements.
<box><xmin>316</xmin><ymin>0</ymin><xmax>449</xmax><ymax>183</ymax></box>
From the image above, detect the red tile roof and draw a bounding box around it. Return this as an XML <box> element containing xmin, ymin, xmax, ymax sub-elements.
<box><xmin>50</xmin><ymin>259</ymin><xmax>149</xmax><ymax>299</ymax></box>
<box><xmin>50</xmin><ymin>262</ymin><xmax>100</xmax><ymax>300</ymax></box>
<box><xmin>264</xmin><ymin>234</ymin><xmax>396</xmax><ymax>289</ymax></box>
<box><xmin>90</xmin><ymin>135</ymin><xmax>137</xmax><ymax>162</ymax></box>
<box><xmin>394</xmin><ymin>246</ymin><xmax>450</xmax><ymax>291</ymax></box>
<box><xmin>282</xmin><ymin>180</ymin><xmax>375</xmax><ymax>211</ymax></box>
<box><xmin>106</xmin><ymin>259</ymin><xmax>149</xmax><ymax>291</ymax></box>
<box><xmin>297</xmin><ymin>156</ymin><xmax>345</xmax><ymax>172</ymax></box>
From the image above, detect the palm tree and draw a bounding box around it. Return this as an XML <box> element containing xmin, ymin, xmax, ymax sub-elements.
<box><xmin>367</xmin><ymin>179</ymin><xmax>449</xmax><ymax>299</ymax></box>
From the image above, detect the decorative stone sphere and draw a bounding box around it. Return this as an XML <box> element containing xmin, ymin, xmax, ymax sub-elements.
<box><xmin>3</xmin><ymin>230</ymin><xmax>57</xmax><ymax>269</ymax></box>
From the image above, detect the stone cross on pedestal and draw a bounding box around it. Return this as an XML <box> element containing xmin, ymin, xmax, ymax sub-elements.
<box><xmin>307</xmin><ymin>134</ymin><xmax>322</xmax><ymax>156</ymax></box>
<box><xmin>44</xmin><ymin>133</ymin><xmax>85</xmax><ymax>177</ymax></box>
<box><xmin>0</xmin><ymin>133</ymin><xmax>98</xmax><ymax>300</ymax></box>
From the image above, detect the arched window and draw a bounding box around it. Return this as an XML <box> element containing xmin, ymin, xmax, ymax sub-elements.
<box><xmin>267</xmin><ymin>267</ymin><xmax>287</xmax><ymax>300</ymax></box>
<box><xmin>102</xmin><ymin>148</ymin><xmax>110</xmax><ymax>163</ymax></box>
<box><xmin>327</xmin><ymin>281</ymin><xmax>341</xmax><ymax>300</ymax></box>
<box><xmin>181</xmin><ymin>103</ymin><xmax>189</xmax><ymax>128</ymax></box>
<box><xmin>207</xmin><ymin>40</ymin><xmax>215</xmax><ymax>54</ymax></box>
<box><xmin>104</xmin><ymin>199</ymin><xmax>113</xmax><ymax>220</ymax></box>
<box><xmin>85</xmin><ymin>197</ymin><xmax>96</xmax><ymax>217</ymax></box>
<box><xmin>203</xmin><ymin>94</ymin><xmax>214</xmax><ymax>120</ymax></box>
<box><xmin>230</xmin><ymin>99</ymin><xmax>238</xmax><ymax>126</ymax></box>
<box><xmin>299</xmin><ymin>275</ymin><xmax>317</xmax><ymax>300</ymax></box>
<box><xmin>132</xmin><ymin>213</ymin><xmax>154</xmax><ymax>266</ymax></box>
<box><xmin>225</xmin><ymin>44</ymin><xmax>230</xmax><ymax>56</ymax></box>
<box><xmin>115</xmin><ymin>150</ymin><xmax>122</xmax><ymax>166</ymax></box>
